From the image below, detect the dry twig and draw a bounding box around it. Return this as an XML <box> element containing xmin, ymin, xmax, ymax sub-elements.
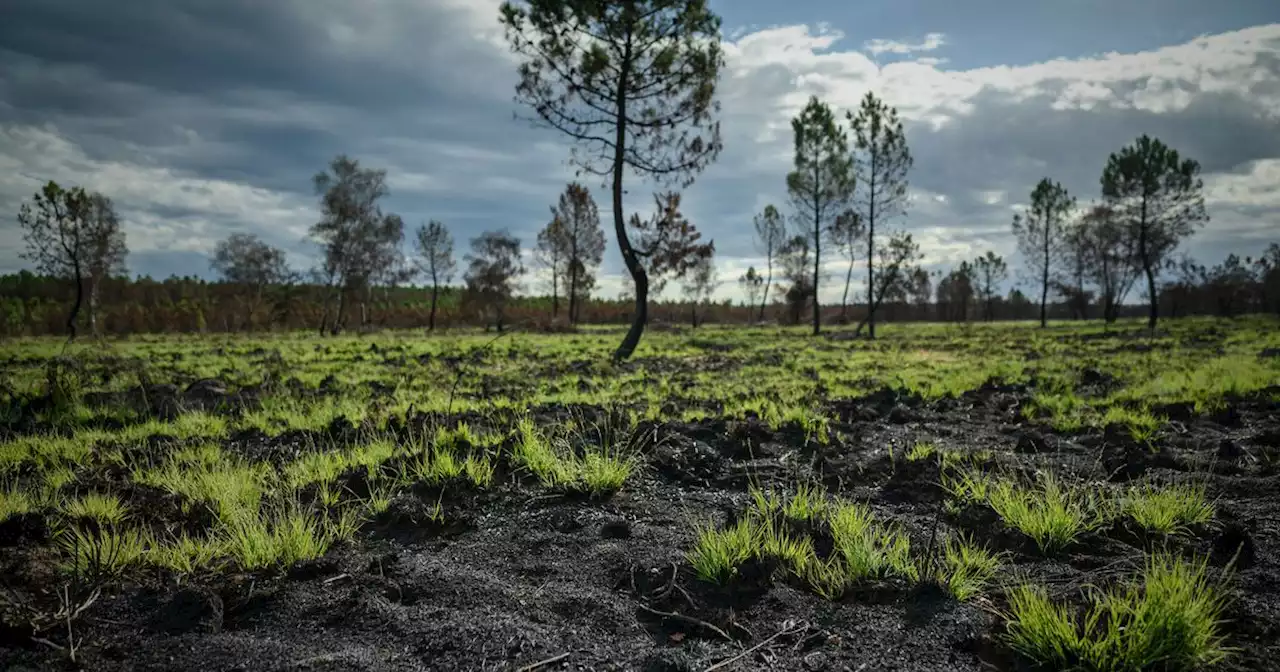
<box><xmin>516</xmin><ymin>652</ymin><xmax>570</xmax><ymax>671</ymax></box>
<box><xmin>703</xmin><ymin>619</ymin><xmax>808</xmax><ymax>672</ymax></box>
<box><xmin>637</xmin><ymin>604</ymin><xmax>734</xmax><ymax>642</ymax></box>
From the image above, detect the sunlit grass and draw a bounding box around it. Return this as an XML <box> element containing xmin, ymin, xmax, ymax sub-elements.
<box><xmin>687</xmin><ymin>517</ymin><xmax>761</xmax><ymax>585</ymax></box>
<box><xmin>62</xmin><ymin>492</ymin><xmax>129</xmax><ymax>526</ymax></box>
<box><xmin>60</xmin><ymin>524</ymin><xmax>148</xmax><ymax>579</ymax></box>
<box><xmin>953</xmin><ymin>469</ymin><xmax>1108</xmax><ymax>555</ymax></box>
<box><xmin>924</xmin><ymin>534</ymin><xmax>1003</xmax><ymax>602</ymax></box>
<box><xmin>220</xmin><ymin>503</ymin><xmax>360</xmax><ymax>570</ymax></box>
<box><xmin>1123</xmin><ymin>480</ymin><xmax>1214</xmax><ymax>535</ymax></box>
<box><xmin>1004</xmin><ymin>553</ymin><xmax>1230</xmax><ymax>671</ymax></box>
<box><xmin>0</xmin><ymin>483</ymin><xmax>36</xmax><ymax>521</ymax></box>
<box><xmin>513</xmin><ymin>416</ymin><xmax>638</xmax><ymax>496</ymax></box>
<box><xmin>136</xmin><ymin>449</ymin><xmax>269</xmax><ymax>521</ymax></box>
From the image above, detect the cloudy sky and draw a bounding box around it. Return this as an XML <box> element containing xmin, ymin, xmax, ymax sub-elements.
<box><xmin>1</xmin><ymin>0</ymin><xmax>1277</xmax><ymax>302</ymax></box>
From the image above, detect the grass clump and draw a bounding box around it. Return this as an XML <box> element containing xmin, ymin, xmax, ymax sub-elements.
<box><xmin>0</xmin><ymin>484</ymin><xmax>35</xmax><ymax>521</ymax></box>
<box><xmin>806</xmin><ymin>501</ymin><xmax>914</xmax><ymax>598</ymax></box>
<box><xmin>783</xmin><ymin>482</ymin><xmax>829</xmax><ymax>522</ymax></box>
<box><xmin>220</xmin><ymin>504</ymin><xmax>358</xmax><ymax>570</ymax></box>
<box><xmin>983</xmin><ymin>471</ymin><xmax>1106</xmax><ymax>555</ymax></box>
<box><xmin>827</xmin><ymin>501</ymin><xmax>914</xmax><ymax>581</ymax></box>
<box><xmin>760</xmin><ymin>520</ymin><xmax>815</xmax><ymax>576</ymax></box>
<box><xmin>403</xmin><ymin>442</ymin><xmax>470</xmax><ymax>486</ymax></box>
<box><xmin>514</xmin><ymin>417</ymin><xmax>571</xmax><ymax>486</ymax></box>
<box><xmin>513</xmin><ymin>417</ymin><xmax>638</xmax><ymax>496</ymax></box>
<box><xmin>907</xmin><ymin>441</ymin><xmax>937</xmax><ymax>462</ymax></box>
<box><xmin>147</xmin><ymin>532</ymin><xmax>224</xmax><ymax>574</ymax></box>
<box><xmin>136</xmin><ymin>449</ymin><xmax>269</xmax><ymax>521</ymax></box>
<box><xmin>1123</xmin><ymin>481</ymin><xmax>1214</xmax><ymax>535</ymax></box>
<box><xmin>575</xmin><ymin>449</ymin><xmax>635</xmax><ymax>495</ymax></box>
<box><xmin>748</xmin><ymin>485</ymin><xmax>785</xmax><ymax>518</ymax></box>
<box><xmin>462</xmin><ymin>454</ymin><xmax>495</xmax><ymax>488</ymax></box>
<box><xmin>60</xmin><ymin>524</ymin><xmax>147</xmax><ymax>579</ymax></box>
<box><xmin>1101</xmin><ymin>406</ymin><xmax>1164</xmax><ymax>444</ymax></box>
<box><xmin>1004</xmin><ymin>553</ymin><xmax>1230</xmax><ymax>671</ymax></box>
<box><xmin>687</xmin><ymin>518</ymin><xmax>761</xmax><ymax>585</ymax></box>
<box><xmin>62</xmin><ymin>493</ymin><xmax>129</xmax><ymax>526</ymax></box>
<box><xmin>924</xmin><ymin>534</ymin><xmax>1002</xmax><ymax>602</ymax></box>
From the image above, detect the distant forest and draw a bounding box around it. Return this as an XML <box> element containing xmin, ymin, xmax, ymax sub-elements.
<box><xmin>1</xmin><ymin>250</ymin><xmax>1276</xmax><ymax>337</ymax></box>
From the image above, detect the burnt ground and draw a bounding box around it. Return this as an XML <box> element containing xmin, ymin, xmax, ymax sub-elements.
<box><xmin>2</xmin><ymin>383</ymin><xmax>1280</xmax><ymax>671</ymax></box>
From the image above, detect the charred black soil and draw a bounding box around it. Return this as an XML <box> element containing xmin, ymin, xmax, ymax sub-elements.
<box><xmin>1</xmin><ymin>321</ymin><xmax>1278</xmax><ymax>671</ymax></box>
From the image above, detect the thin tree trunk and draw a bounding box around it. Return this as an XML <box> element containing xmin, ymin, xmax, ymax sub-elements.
<box><xmin>841</xmin><ymin>256</ymin><xmax>854</xmax><ymax>320</ymax></box>
<box><xmin>867</xmin><ymin>162</ymin><xmax>877</xmax><ymax>339</ymax></box>
<box><xmin>551</xmin><ymin>262</ymin><xmax>559</xmax><ymax>318</ymax></box>
<box><xmin>612</xmin><ymin>35</ymin><xmax>647</xmax><ymax>361</ymax></box>
<box><xmin>811</xmin><ymin>187</ymin><xmax>821</xmax><ymax>336</ymax></box>
<box><xmin>1140</xmin><ymin>196</ymin><xmax>1157</xmax><ymax>330</ymax></box>
<box><xmin>1040</xmin><ymin>223</ymin><xmax>1049</xmax><ymax>328</ymax></box>
<box><xmin>1144</xmin><ymin>264</ymin><xmax>1157</xmax><ymax>329</ymax></box>
<box><xmin>67</xmin><ymin>261</ymin><xmax>84</xmax><ymax>341</ymax></box>
<box><xmin>568</xmin><ymin>263</ymin><xmax>578</xmax><ymax>325</ymax></box>
<box><xmin>428</xmin><ymin>280</ymin><xmax>439</xmax><ymax>331</ymax></box>
<box><xmin>759</xmin><ymin>252</ymin><xmax>771</xmax><ymax>322</ymax></box>
<box><xmin>88</xmin><ymin>277</ymin><xmax>99</xmax><ymax>335</ymax></box>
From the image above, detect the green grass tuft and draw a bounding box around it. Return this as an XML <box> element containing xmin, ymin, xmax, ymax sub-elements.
<box><xmin>687</xmin><ymin>518</ymin><xmax>761</xmax><ymax>585</ymax></box>
<box><xmin>60</xmin><ymin>524</ymin><xmax>147</xmax><ymax>579</ymax></box>
<box><xmin>933</xmin><ymin>534</ymin><xmax>1002</xmax><ymax>601</ymax></box>
<box><xmin>62</xmin><ymin>492</ymin><xmax>129</xmax><ymax>526</ymax></box>
<box><xmin>1123</xmin><ymin>481</ymin><xmax>1214</xmax><ymax>535</ymax></box>
<box><xmin>985</xmin><ymin>471</ymin><xmax>1105</xmax><ymax>554</ymax></box>
<box><xmin>1005</xmin><ymin>552</ymin><xmax>1230</xmax><ymax>671</ymax></box>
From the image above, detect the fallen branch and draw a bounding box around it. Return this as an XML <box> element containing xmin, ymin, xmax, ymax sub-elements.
<box><xmin>703</xmin><ymin>619</ymin><xmax>808</xmax><ymax>672</ymax></box>
<box><xmin>637</xmin><ymin>604</ymin><xmax>734</xmax><ymax>643</ymax></box>
<box><xmin>516</xmin><ymin>652</ymin><xmax>570</xmax><ymax>671</ymax></box>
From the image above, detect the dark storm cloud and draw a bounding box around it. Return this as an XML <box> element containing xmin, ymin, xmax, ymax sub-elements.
<box><xmin>0</xmin><ymin>0</ymin><xmax>492</xmax><ymax>108</ymax></box>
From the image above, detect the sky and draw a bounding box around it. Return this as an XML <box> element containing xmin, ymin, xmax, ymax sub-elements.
<box><xmin>1</xmin><ymin>0</ymin><xmax>1278</xmax><ymax>303</ymax></box>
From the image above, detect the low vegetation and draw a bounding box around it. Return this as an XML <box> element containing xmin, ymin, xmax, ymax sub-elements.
<box><xmin>0</xmin><ymin>318</ymin><xmax>1274</xmax><ymax>669</ymax></box>
<box><xmin>1004</xmin><ymin>553</ymin><xmax>1230</xmax><ymax>671</ymax></box>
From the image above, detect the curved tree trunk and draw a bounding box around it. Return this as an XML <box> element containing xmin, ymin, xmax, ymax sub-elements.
<box><xmin>612</xmin><ymin>38</ymin><xmax>646</xmax><ymax>361</ymax></box>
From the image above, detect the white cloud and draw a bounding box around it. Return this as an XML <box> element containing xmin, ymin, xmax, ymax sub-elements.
<box><xmin>864</xmin><ymin>33</ymin><xmax>947</xmax><ymax>56</ymax></box>
<box><xmin>0</xmin><ymin>124</ymin><xmax>315</xmax><ymax>264</ymax></box>
<box><xmin>1205</xmin><ymin>158</ymin><xmax>1280</xmax><ymax>210</ymax></box>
